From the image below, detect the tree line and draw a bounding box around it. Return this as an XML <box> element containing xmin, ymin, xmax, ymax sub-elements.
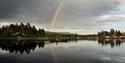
<box><xmin>0</xmin><ymin>23</ymin><xmax>45</xmax><ymax>38</ymax></box>
<box><xmin>98</xmin><ymin>29</ymin><xmax>122</xmax><ymax>39</ymax></box>
<box><xmin>0</xmin><ymin>22</ymin><xmax>97</xmax><ymax>40</ymax></box>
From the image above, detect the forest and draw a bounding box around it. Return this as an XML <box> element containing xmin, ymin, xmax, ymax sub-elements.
<box><xmin>98</xmin><ymin>29</ymin><xmax>122</xmax><ymax>39</ymax></box>
<box><xmin>0</xmin><ymin>23</ymin><xmax>45</xmax><ymax>38</ymax></box>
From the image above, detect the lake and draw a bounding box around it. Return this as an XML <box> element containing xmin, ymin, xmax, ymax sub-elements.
<box><xmin>0</xmin><ymin>39</ymin><xmax>125</xmax><ymax>63</ymax></box>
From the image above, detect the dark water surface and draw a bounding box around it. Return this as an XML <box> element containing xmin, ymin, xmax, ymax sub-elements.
<box><xmin>0</xmin><ymin>39</ymin><xmax>125</xmax><ymax>63</ymax></box>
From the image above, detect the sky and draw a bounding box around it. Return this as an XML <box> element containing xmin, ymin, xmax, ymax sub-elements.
<box><xmin>0</xmin><ymin>0</ymin><xmax>125</xmax><ymax>34</ymax></box>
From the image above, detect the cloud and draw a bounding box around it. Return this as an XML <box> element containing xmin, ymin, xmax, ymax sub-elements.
<box><xmin>99</xmin><ymin>14</ymin><xmax>125</xmax><ymax>21</ymax></box>
<box><xmin>0</xmin><ymin>0</ymin><xmax>124</xmax><ymax>34</ymax></box>
<box><xmin>0</xmin><ymin>0</ymin><xmax>59</xmax><ymax>24</ymax></box>
<box><xmin>55</xmin><ymin>0</ymin><xmax>119</xmax><ymax>27</ymax></box>
<box><xmin>59</xmin><ymin>0</ymin><xmax>118</xmax><ymax>19</ymax></box>
<box><xmin>0</xmin><ymin>0</ymin><xmax>20</xmax><ymax>19</ymax></box>
<box><xmin>0</xmin><ymin>22</ymin><xmax>11</xmax><ymax>27</ymax></box>
<box><xmin>53</xmin><ymin>0</ymin><xmax>125</xmax><ymax>34</ymax></box>
<box><xmin>99</xmin><ymin>55</ymin><xmax>125</xmax><ymax>62</ymax></box>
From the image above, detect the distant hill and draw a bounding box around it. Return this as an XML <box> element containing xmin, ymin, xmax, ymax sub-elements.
<box><xmin>46</xmin><ymin>31</ymin><xmax>72</xmax><ymax>35</ymax></box>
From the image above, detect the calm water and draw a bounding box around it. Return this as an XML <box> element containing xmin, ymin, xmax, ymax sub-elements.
<box><xmin>0</xmin><ymin>39</ymin><xmax>125</xmax><ymax>63</ymax></box>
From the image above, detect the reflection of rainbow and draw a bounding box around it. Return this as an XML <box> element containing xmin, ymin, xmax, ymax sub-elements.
<box><xmin>49</xmin><ymin>0</ymin><xmax>63</xmax><ymax>29</ymax></box>
<box><xmin>49</xmin><ymin>1</ymin><xmax>64</xmax><ymax>63</ymax></box>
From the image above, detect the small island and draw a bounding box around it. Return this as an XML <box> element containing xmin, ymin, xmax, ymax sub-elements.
<box><xmin>97</xmin><ymin>29</ymin><xmax>124</xmax><ymax>39</ymax></box>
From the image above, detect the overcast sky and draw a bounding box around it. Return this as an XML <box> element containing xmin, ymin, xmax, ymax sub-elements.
<box><xmin>0</xmin><ymin>0</ymin><xmax>125</xmax><ymax>34</ymax></box>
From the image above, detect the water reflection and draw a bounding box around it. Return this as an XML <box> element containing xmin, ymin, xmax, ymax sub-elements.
<box><xmin>0</xmin><ymin>39</ymin><xmax>125</xmax><ymax>54</ymax></box>
<box><xmin>0</xmin><ymin>40</ymin><xmax>45</xmax><ymax>54</ymax></box>
<box><xmin>0</xmin><ymin>39</ymin><xmax>125</xmax><ymax>63</ymax></box>
<box><xmin>98</xmin><ymin>39</ymin><xmax>124</xmax><ymax>48</ymax></box>
<box><xmin>0</xmin><ymin>39</ymin><xmax>70</xmax><ymax>54</ymax></box>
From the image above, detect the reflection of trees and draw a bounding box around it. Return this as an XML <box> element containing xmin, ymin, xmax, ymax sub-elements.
<box><xmin>0</xmin><ymin>40</ymin><xmax>45</xmax><ymax>54</ymax></box>
<box><xmin>0</xmin><ymin>39</ymin><xmax>76</xmax><ymax>54</ymax></box>
<box><xmin>98</xmin><ymin>39</ymin><xmax>122</xmax><ymax>48</ymax></box>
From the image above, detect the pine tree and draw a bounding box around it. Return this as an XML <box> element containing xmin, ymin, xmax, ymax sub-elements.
<box><xmin>0</xmin><ymin>23</ymin><xmax>46</xmax><ymax>38</ymax></box>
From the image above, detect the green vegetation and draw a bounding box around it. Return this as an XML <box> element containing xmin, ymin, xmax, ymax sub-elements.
<box><xmin>0</xmin><ymin>23</ymin><xmax>45</xmax><ymax>38</ymax></box>
<box><xmin>98</xmin><ymin>29</ymin><xmax>122</xmax><ymax>39</ymax></box>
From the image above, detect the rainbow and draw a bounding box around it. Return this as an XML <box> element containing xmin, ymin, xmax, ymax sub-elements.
<box><xmin>49</xmin><ymin>0</ymin><xmax>64</xmax><ymax>30</ymax></box>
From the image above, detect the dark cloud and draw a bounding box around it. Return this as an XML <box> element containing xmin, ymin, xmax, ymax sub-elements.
<box><xmin>58</xmin><ymin>0</ymin><xmax>118</xmax><ymax>22</ymax></box>
<box><xmin>0</xmin><ymin>0</ymin><xmax>124</xmax><ymax>34</ymax></box>
<box><xmin>0</xmin><ymin>0</ymin><xmax>59</xmax><ymax>24</ymax></box>
<box><xmin>0</xmin><ymin>0</ymin><xmax>20</xmax><ymax>19</ymax></box>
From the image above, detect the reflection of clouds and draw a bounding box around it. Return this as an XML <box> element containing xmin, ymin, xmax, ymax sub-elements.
<box><xmin>99</xmin><ymin>55</ymin><xmax>125</xmax><ymax>62</ymax></box>
<box><xmin>0</xmin><ymin>49</ymin><xmax>9</xmax><ymax>54</ymax></box>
